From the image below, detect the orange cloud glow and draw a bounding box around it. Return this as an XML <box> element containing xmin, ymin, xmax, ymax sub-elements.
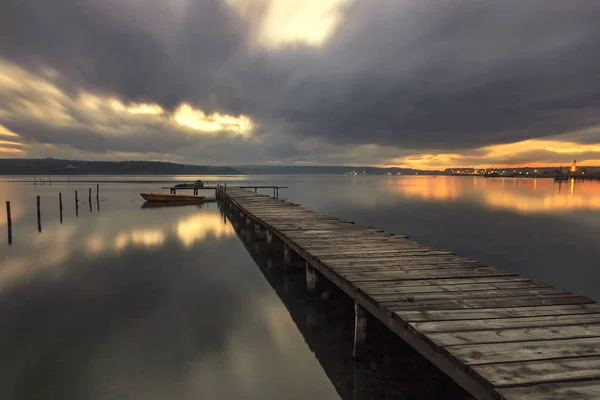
<box><xmin>390</xmin><ymin>138</ymin><xmax>600</xmax><ymax>170</ymax></box>
<box><xmin>173</xmin><ymin>104</ymin><xmax>252</xmax><ymax>134</ymax></box>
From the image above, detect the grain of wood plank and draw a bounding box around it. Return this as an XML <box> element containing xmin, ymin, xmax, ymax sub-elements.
<box><xmin>374</xmin><ymin>287</ymin><xmax>565</xmax><ymax>303</ymax></box>
<box><xmin>473</xmin><ymin>355</ymin><xmax>600</xmax><ymax>387</ymax></box>
<box><xmin>338</xmin><ymin>266</ymin><xmax>517</xmax><ymax>281</ymax></box>
<box><xmin>359</xmin><ymin>280</ymin><xmax>544</xmax><ymax>295</ymax></box>
<box><xmin>386</xmin><ymin>295</ymin><xmax>592</xmax><ymax>311</ymax></box>
<box><xmin>497</xmin><ymin>380</ymin><xmax>600</xmax><ymax>400</ymax></box>
<box><xmin>449</xmin><ymin>337</ymin><xmax>600</xmax><ymax>365</ymax></box>
<box><xmin>395</xmin><ymin>304</ymin><xmax>600</xmax><ymax>322</ymax></box>
<box><xmin>430</xmin><ymin>323</ymin><xmax>600</xmax><ymax>346</ymax></box>
<box><xmin>412</xmin><ymin>313</ymin><xmax>600</xmax><ymax>333</ymax></box>
<box><xmin>356</xmin><ymin>276</ymin><xmax>530</xmax><ymax>290</ymax></box>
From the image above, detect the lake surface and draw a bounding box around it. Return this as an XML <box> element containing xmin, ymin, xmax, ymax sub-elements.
<box><xmin>1</xmin><ymin>175</ymin><xmax>600</xmax><ymax>399</ymax></box>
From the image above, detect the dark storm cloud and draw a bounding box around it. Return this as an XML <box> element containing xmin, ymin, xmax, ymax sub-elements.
<box><xmin>0</xmin><ymin>0</ymin><xmax>247</xmax><ymax>109</ymax></box>
<box><xmin>2</xmin><ymin>0</ymin><xmax>600</xmax><ymax>153</ymax></box>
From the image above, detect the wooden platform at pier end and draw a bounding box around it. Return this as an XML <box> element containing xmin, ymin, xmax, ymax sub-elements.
<box><xmin>222</xmin><ymin>187</ymin><xmax>600</xmax><ymax>400</ymax></box>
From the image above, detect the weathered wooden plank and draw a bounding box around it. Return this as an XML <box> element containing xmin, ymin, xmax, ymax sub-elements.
<box><xmin>356</xmin><ymin>276</ymin><xmax>530</xmax><ymax>290</ymax></box>
<box><xmin>374</xmin><ymin>287</ymin><xmax>565</xmax><ymax>303</ymax></box>
<box><xmin>360</xmin><ymin>280</ymin><xmax>545</xmax><ymax>295</ymax></box>
<box><xmin>338</xmin><ymin>266</ymin><xmax>517</xmax><ymax>281</ymax></box>
<box><xmin>396</xmin><ymin>304</ymin><xmax>600</xmax><ymax>322</ymax></box>
<box><xmin>314</xmin><ymin>251</ymin><xmax>456</xmax><ymax>259</ymax></box>
<box><xmin>413</xmin><ymin>313</ymin><xmax>600</xmax><ymax>333</ymax></box>
<box><xmin>334</xmin><ymin>263</ymin><xmax>485</xmax><ymax>272</ymax></box>
<box><xmin>430</xmin><ymin>323</ymin><xmax>600</xmax><ymax>346</ymax></box>
<box><xmin>449</xmin><ymin>337</ymin><xmax>600</xmax><ymax>365</ymax></box>
<box><xmin>474</xmin><ymin>356</ymin><xmax>600</xmax><ymax>387</ymax></box>
<box><xmin>323</xmin><ymin>255</ymin><xmax>476</xmax><ymax>264</ymax></box>
<box><xmin>387</xmin><ymin>295</ymin><xmax>592</xmax><ymax>311</ymax></box>
<box><xmin>497</xmin><ymin>380</ymin><xmax>600</xmax><ymax>400</ymax></box>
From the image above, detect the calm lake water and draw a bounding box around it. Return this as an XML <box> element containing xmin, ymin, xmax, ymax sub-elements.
<box><xmin>1</xmin><ymin>175</ymin><xmax>600</xmax><ymax>399</ymax></box>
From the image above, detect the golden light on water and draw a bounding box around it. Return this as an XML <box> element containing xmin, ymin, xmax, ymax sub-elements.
<box><xmin>114</xmin><ymin>229</ymin><xmax>166</xmax><ymax>249</ymax></box>
<box><xmin>176</xmin><ymin>214</ymin><xmax>235</xmax><ymax>247</ymax></box>
<box><xmin>390</xmin><ymin>176</ymin><xmax>600</xmax><ymax>214</ymax></box>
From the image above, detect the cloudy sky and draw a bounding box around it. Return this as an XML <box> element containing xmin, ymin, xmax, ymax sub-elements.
<box><xmin>1</xmin><ymin>0</ymin><xmax>600</xmax><ymax>169</ymax></box>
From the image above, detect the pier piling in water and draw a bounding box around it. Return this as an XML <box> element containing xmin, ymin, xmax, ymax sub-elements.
<box><xmin>36</xmin><ymin>195</ymin><xmax>41</xmax><ymax>232</ymax></box>
<box><xmin>6</xmin><ymin>201</ymin><xmax>12</xmax><ymax>244</ymax></box>
<box><xmin>59</xmin><ymin>193</ymin><xmax>63</xmax><ymax>223</ymax></box>
<box><xmin>96</xmin><ymin>184</ymin><xmax>99</xmax><ymax>201</ymax></box>
<box><xmin>353</xmin><ymin>303</ymin><xmax>367</xmax><ymax>358</ymax></box>
<box><xmin>75</xmin><ymin>190</ymin><xmax>79</xmax><ymax>217</ymax></box>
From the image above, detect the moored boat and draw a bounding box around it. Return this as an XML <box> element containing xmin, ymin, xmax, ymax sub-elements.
<box><xmin>140</xmin><ymin>193</ymin><xmax>206</xmax><ymax>203</ymax></box>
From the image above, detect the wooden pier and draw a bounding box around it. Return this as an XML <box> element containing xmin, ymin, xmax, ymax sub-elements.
<box><xmin>220</xmin><ymin>187</ymin><xmax>600</xmax><ymax>400</ymax></box>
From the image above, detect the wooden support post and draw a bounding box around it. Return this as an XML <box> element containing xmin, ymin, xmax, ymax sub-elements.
<box><xmin>254</xmin><ymin>187</ymin><xmax>258</xmax><ymax>193</ymax></box>
<box><xmin>283</xmin><ymin>244</ymin><xmax>292</xmax><ymax>271</ymax></box>
<box><xmin>6</xmin><ymin>201</ymin><xmax>12</xmax><ymax>245</ymax></box>
<box><xmin>246</xmin><ymin>216</ymin><xmax>251</xmax><ymax>225</ymax></box>
<box><xmin>276</xmin><ymin>187</ymin><xmax>279</xmax><ymax>199</ymax></box>
<box><xmin>59</xmin><ymin>193</ymin><xmax>63</xmax><ymax>223</ymax></box>
<box><xmin>306</xmin><ymin>262</ymin><xmax>317</xmax><ymax>298</ymax></box>
<box><xmin>266</xmin><ymin>230</ymin><xmax>273</xmax><ymax>245</ymax></box>
<box><xmin>36</xmin><ymin>195</ymin><xmax>42</xmax><ymax>233</ymax></box>
<box><xmin>273</xmin><ymin>187</ymin><xmax>276</xmax><ymax>197</ymax></box>
<box><xmin>88</xmin><ymin>187</ymin><xmax>92</xmax><ymax>203</ymax></box>
<box><xmin>96</xmin><ymin>184</ymin><xmax>99</xmax><ymax>200</ymax></box>
<box><xmin>353</xmin><ymin>303</ymin><xmax>367</xmax><ymax>358</ymax></box>
<box><xmin>255</xmin><ymin>223</ymin><xmax>261</xmax><ymax>233</ymax></box>
<box><xmin>75</xmin><ymin>190</ymin><xmax>79</xmax><ymax>217</ymax></box>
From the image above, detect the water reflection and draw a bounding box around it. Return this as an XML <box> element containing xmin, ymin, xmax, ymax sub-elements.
<box><xmin>0</xmin><ymin>194</ymin><xmax>341</xmax><ymax>399</ymax></box>
<box><xmin>0</xmin><ymin>203</ymin><xmax>234</xmax><ymax>291</ymax></box>
<box><xmin>390</xmin><ymin>176</ymin><xmax>600</xmax><ymax>213</ymax></box>
<box><xmin>225</xmin><ymin>205</ymin><xmax>471</xmax><ymax>400</ymax></box>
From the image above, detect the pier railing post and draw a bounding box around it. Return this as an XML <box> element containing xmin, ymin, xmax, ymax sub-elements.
<box><xmin>353</xmin><ymin>303</ymin><xmax>367</xmax><ymax>358</ymax></box>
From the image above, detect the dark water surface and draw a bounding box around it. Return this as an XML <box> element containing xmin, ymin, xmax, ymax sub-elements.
<box><xmin>1</xmin><ymin>175</ymin><xmax>600</xmax><ymax>399</ymax></box>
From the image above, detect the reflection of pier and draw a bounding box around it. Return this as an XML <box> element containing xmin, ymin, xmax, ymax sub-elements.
<box><xmin>224</xmin><ymin>206</ymin><xmax>470</xmax><ymax>399</ymax></box>
<box><xmin>220</xmin><ymin>187</ymin><xmax>600</xmax><ymax>400</ymax></box>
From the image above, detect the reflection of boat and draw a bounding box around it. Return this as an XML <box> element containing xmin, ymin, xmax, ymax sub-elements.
<box><xmin>141</xmin><ymin>202</ymin><xmax>205</xmax><ymax>209</ymax></box>
<box><xmin>174</xmin><ymin>180</ymin><xmax>204</xmax><ymax>189</ymax></box>
<box><xmin>140</xmin><ymin>193</ymin><xmax>206</xmax><ymax>203</ymax></box>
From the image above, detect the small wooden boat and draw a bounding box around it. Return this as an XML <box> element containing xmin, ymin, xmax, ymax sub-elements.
<box><xmin>140</xmin><ymin>193</ymin><xmax>206</xmax><ymax>203</ymax></box>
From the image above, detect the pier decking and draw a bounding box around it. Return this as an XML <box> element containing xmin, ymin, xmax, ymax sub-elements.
<box><xmin>221</xmin><ymin>187</ymin><xmax>600</xmax><ymax>400</ymax></box>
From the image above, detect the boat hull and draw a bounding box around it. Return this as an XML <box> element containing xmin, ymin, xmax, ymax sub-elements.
<box><xmin>140</xmin><ymin>193</ymin><xmax>206</xmax><ymax>203</ymax></box>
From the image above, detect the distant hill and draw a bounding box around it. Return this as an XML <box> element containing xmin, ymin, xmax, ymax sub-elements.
<box><xmin>234</xmin><ymin>165</ymin><xmax>441</xmax><ymax>175</ymax></box>
<box><xmin>0</xmin><ymin>159</ymin><xmax>240</xmax><ymax>175</ymax></box>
